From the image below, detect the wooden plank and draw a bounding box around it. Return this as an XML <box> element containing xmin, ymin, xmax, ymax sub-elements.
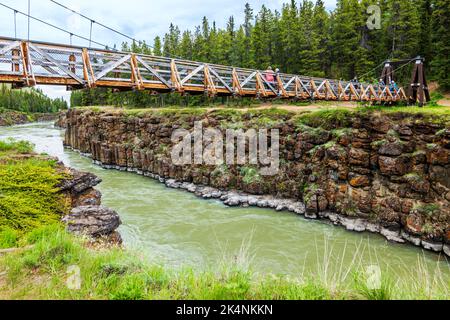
<box><xmin>324</xmin><ymin>80</ymin><xmax>337</xmax><ymax>100</ymax></box>
<box><xmin>232</xmin><ymin>68</ymin><xmax>243</xmax><ymax>96</ymax></box>
<box><xmin>310</xmin><ymin>80</ymin><xmax>320</xmax><ymax>99</ymax></box>
<box><xmin>171</xmin><ymin>59</ymin><xmax>183</xmax><ymax>92</ymax></box>
<box><xmin>203</xmin><ymin>64</ymin><xmax>217</xmax><ymax>96</ymax></box>
<box><xmin>359</xmin><ymin>84</ymin><xmax>368</xmax><ymax>101</ymax></box>
<box><xmin>255</xmin><ymin>72</ymin><xmax>268</xmax><ymax>98</ymax></box>
<box><xmin>82</xmin><ymin>48</ymin><xmax>95</xmax><ymax>87</ymax></box>
<box><xmin>130</xmin><ymin>54</ymin><xmax>144</xmax><ymax>90</ymax></box>
<box><xmin>20</xmin><ymin>42</ymin><xmax>36</xmax><ymax>86</ymax></box>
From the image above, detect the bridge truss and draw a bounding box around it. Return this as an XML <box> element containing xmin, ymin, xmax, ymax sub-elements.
<box><xmin>0</xmin><ymin>37</ymin><xmax>408</xmax><ymax>102</ymax></box>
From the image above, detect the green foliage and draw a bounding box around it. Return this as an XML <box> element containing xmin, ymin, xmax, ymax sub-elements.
<box><xmin>0</xmin><ymin>151</ymin><xmax>67</xmax><ymax>234</ymax></box>
<box><xmin>0</xmin><ymin>84</ymin><xmax>67</xmax><ymax>113</ymax></box>
<box><xmin>240</xmin><ymin>166</ymin><xmax>262</xmax><ymax>185</ymax></box>
<box><xmin>413</xmin><ymin>203</ymin><xmax>441</xmax><ymax>217</ymax></box>
<box><xmin>0</xmin><ymin>138</ymin><xmax>34</xmax><ymax>154</ymax></box>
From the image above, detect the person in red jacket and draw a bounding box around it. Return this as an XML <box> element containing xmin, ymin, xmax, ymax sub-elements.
<box><xmin>264</xmin><ymin>66</ymin><xmax>276</xmax><ymax>84</ymax></box>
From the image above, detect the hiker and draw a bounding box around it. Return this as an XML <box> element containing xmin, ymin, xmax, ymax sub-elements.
<box><xmin>264</xmin><ymin>66</ymin><xmax>276</xmax><ymax>85</ymax></box>
<box><xmin>275</xmin><ymin>68</ymin><xmax>280</xmax><ymax>81</ymax></box>
<box><xmin>351</xmin><ymin>77</ymin><xmax>360</xmax><ymax>90</ymax></box>
<box><xmin>389</xmin><ymin>80</ymin><xmax>398</xmax><ymax>93</ymax></box>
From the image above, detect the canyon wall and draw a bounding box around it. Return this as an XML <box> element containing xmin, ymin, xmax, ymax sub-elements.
<box><xmin>62</xmin><ymin>108</ymin><xmax>450</xmax><ymax>255</ymax></box>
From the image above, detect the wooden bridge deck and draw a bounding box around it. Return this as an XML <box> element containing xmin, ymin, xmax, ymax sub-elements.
<box><xmin>0</xmin><ymin>37</ymin><xmax>407</xmax><ymax>102</ymax></box>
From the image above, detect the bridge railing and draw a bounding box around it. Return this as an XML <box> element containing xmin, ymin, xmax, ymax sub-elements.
<box><xmin>0</xmin><ymin>37</ymin><xmax>407</xmax><ymax>102</ymax></box>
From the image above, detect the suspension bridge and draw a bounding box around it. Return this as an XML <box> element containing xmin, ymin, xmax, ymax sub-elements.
<box><xmin>0</xmin><ymin>1</ymin><xmax>430</xmax><ymax>104</ymax></box>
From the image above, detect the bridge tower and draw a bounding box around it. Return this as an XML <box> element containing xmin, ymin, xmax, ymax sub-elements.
<box><xmin>408</xmin><ymin>56</ymin><xmax>430</xmax><ymax>107</ymax></box>
<box><xmin>380</xmin><ymin>61</ymin><xmax>394</xmax><ymax>85</ymax></box>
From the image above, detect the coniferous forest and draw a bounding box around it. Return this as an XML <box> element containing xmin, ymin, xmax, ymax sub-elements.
<box><xmin>71</xmin><ymin>0</ymin><xmax>450</xmax><ymax>108</ymax></box>
<box><xmin>0</xmin><ymin>84</ymin><xmax>67</xmax><ymax>113</ymax></box>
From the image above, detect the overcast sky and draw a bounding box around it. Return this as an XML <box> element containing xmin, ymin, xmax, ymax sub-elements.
<box><xmin>0</xmin><ymin>0</ymin><xmax>337</xmax><ymax>103</ymax></box>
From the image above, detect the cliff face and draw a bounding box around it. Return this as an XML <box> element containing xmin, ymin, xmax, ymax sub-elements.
<box><xmin>62</xmin><ymin>108</ymin><xmax>450</xmax><ymax>255</ymax></box>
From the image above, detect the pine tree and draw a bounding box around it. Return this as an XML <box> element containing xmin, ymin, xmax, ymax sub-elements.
<box><xmin>279</xmin><ymin>1</ymin><xmax>299</xmax><ymax>73</ymax></box>
<box><xmin>386</xmin><ymin>0</ymin><xmax>420</xmax><ymax>60</ymax></box>
<box><xmin>417</xmin><ymin>0</ymin><xmax>433</xmax><ymax>64</ymax></box>
<box><xmin>244</xmin><ymin>3</ymin><xmax>254</xmax><ymax>37</ymax></box>
<box><xmin>251</xmin><ymin>5</ymin><xmax>275</xmax><ymax>69</ymax></box>
<box><xmin>331</xmin><ymin>0</ymin><xmax>369</xmax><ymax>79</ymax></box>
<box><xmin>298</xmin><ymin>1</ymin><xmax>316</xmax><ymax>75</ymax></box>
<box><xmin>310</xmin><ymin>0</ymin><xmax>331</xmax><ymax>77</ymax></box>
<box><xmin>431</xmin><ymin>0</ymin><xmax>450</xmax><ymax>90</ymax></box>
<box><xmin>153</xmin><ymin>36</ymin><xmax>162</xmax><ymax>56</ymax></box>
<box><xmin>179</xmin><ymin>31</ymin><xmax>194</xmax><ymax>60</ymax></box>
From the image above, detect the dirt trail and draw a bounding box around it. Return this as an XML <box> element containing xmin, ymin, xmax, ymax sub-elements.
<box><xmin>206</xmin><ymin>102</ymin><xmax>359</xmax><ymax>113</ymax></box>
<box><xmin>437</xmin><ymin>96</ymin><xmax>450</xmax><ymax>107</ymax></box>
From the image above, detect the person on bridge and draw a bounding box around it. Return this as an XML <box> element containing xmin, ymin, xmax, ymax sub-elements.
<box><xmin>389</xmin><ymin>80</ymin><xmax>398</xmax><ymax>93</ymax></box>
<box><xmin>351</xmin><ymin>77</ymin><xmax>360</xmax><ymax>90</ymax></box>
<box><xmin>265</xmin><ymin>66</ymin><xmax>276</xmax><ymax>85</ymax></box>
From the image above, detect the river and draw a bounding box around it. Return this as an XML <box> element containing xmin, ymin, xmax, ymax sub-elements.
<box><xmin>1</xmin><ymin>122</ymin><xmax>449</xmax><ymax>282</ymax></box>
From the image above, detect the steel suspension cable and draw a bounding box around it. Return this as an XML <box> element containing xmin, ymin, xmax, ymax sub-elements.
<box><xmin>49</xmin><ymin>0</ymin><xmax>185</xmax><ymax>59</ymax></box>
<box><xmin>13</xmin><ymin>10</ymin><xmax>17</xmax><ymax>38</ymax></box>
<box><xmin>358</xmin><ymin>61</ymin><xmax>386</xmax><ymax>80</ymax></box>
<box><xmin>50</xmin><ymin>0</ymin><xmax>141</xmax><ymax>45</ymax></box>
<box><xmin>0</xmin><ymin>2</ymin><xmax>110</xmax><ymax>48</ymax></box>
<box><xmin>27</xmin><ymin>0</ymin><xmax>30</xmax><ymax>40</ymax></box>
<box><xmin>89</xmin><ymin>20</ymin><xmax>93</xmax><ymax>48</ymax></box>
<box><xmin>383</xmin><ymin>58</ymin><xmax>416</xmax><ymax>84</ymax></box>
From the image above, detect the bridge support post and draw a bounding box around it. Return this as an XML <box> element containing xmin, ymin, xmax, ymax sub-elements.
<box><xmin>380</xmin><ymin>61</ymin><xmax>394</xmax><ymax>85</ymax></box>
<box><xmin>408</xmin><ymin>57</ymin><xmax>430</xmax><ymax>107</ymax></box>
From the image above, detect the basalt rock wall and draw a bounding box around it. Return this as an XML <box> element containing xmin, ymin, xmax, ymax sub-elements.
<box><xmin>62</xmin><ymin>108</ymin><xmax>450</xmax><ymax>255</ymax></box>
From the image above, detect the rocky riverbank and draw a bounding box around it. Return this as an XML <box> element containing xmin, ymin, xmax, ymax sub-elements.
<box><xmin>60</xmin><ymin>108</ymin><xmax>450</xmax><ymax>256</ymax></box>
<box><xmin>0</xmin><ymin>109</ymin><xmax>59</xmax><ymax>126</ymax></box>
<box><xmin>58</xmin><ymin>166</ymin><xmax>122</xmax><ymax>244</ymax></box>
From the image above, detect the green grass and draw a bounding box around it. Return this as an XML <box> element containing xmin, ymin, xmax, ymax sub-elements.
<box><xmin>294</xmin><ymin>108</ymin><xmax>353</xmax><ymax>129</ymax></box>
<box><xmin>0</xmin><ymin>139</ymin><xmax>68</xmax><ymax>236</ymax></box>
<box><xmin>0</xmin><ymin>138</ymin><xmax>34</xmax><ymax>155</ymax></box>
<box><xmin>0</xmin><ymin>225</ymin><xmax>448</xmax><ymax>300</ymax></box>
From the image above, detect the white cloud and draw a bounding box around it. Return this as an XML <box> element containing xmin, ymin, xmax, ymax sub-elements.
<box><xmin>0</xmin><ymin>0</ymin><xmax>337</xmax><ymax>103</ymax></box>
